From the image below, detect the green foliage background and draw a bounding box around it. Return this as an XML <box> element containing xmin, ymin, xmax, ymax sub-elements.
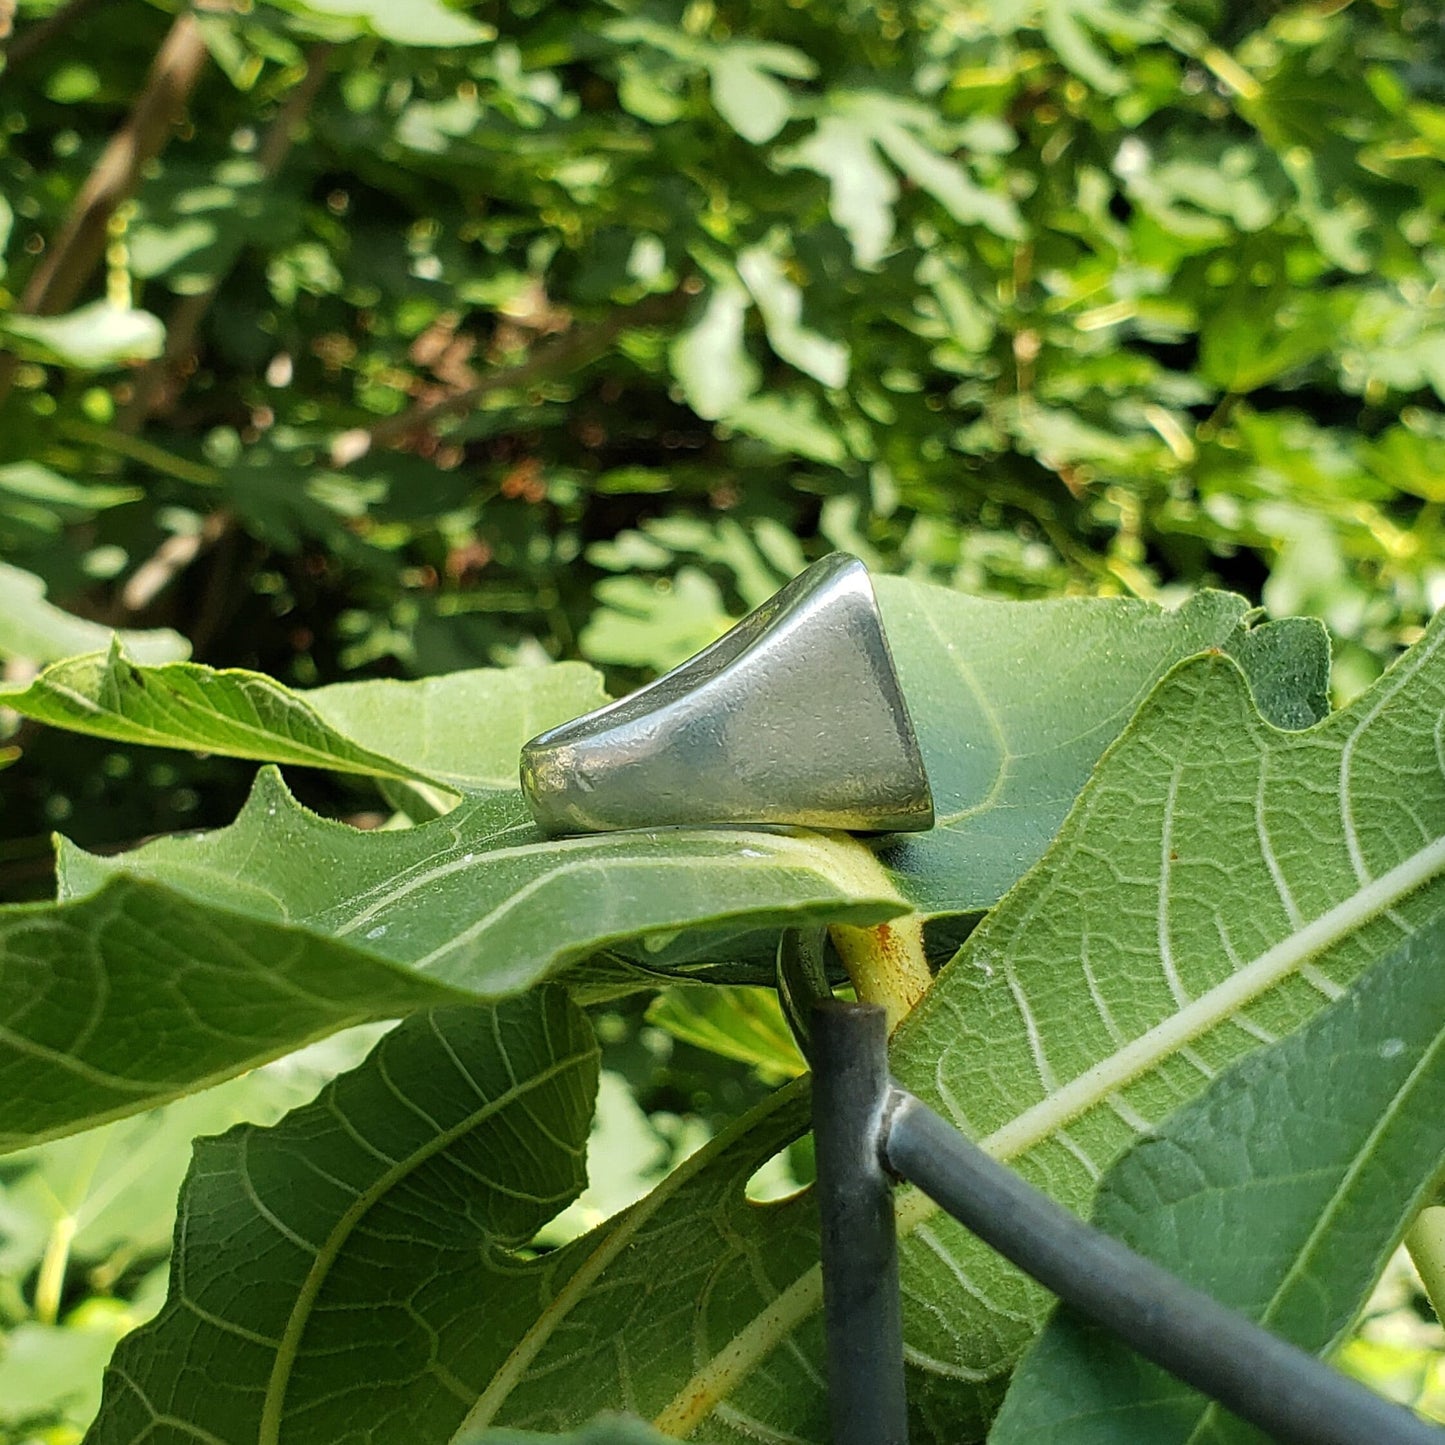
<box><xmin>0</xmin><ymin>0</ymin><xmax>1442</xmax><ymax>1438</ymax></box>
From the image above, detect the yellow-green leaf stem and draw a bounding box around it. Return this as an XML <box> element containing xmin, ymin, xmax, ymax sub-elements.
<box><xmin>830</xmin><ymin>917</ymin><xmax>931</xmax><ymax>1029</ymax></box>
<box><xmin>32</xmin><ymin>1215</ymin><xmax>75</xmax><ymax>1326</ymax></box>
<box><xmin>1408</xmin><ymin>1206</ymin><xmax>1445</xmax><ymax>1327</ymax></box>
<box><xmin>817</xmin><ymin>830</ymin><xmax>932</xmax><ymax>1026</ymax></box>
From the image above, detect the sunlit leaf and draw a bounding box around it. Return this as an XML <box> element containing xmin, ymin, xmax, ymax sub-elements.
<box><xmin>258</xmin><ymin>0</ymin><xmax>494</xmax><ymax>45</ymax></box>
<box><xmin>737</xmin><ymin>246</ymin><xmax>850</xmax><ymax>388</ymax></box>
<box><xmin>0</xmin><ymin>303</ymin><xmax>166</xmax><ymax>369</ymax></box>
<box><xmin>0</xmin><ymin>767</ymin><xmax>901</xmax><ymax>1149</ymax></box>
<box><xmin>667</xmin><ymin>284</ymin><xmax>759</xmax><ymax>422</ymax></box>
<box><xmin>782</xmin><ymin>113</ymin><xmax>899</xmax><ymax>267</ymax></box>
<box><xmin>0</xmin><ymin>565</ymin><xmax>188</xmax><ymax>666</ymax></box>
<box><xmin>1</xmin><ymin>647</ymin><xmax>605</xmax><ymax>793</ymax></box>
<box><xmin>991</xmin><ymin>910</ymin><xmax>1445</xmax><ymax>1442</ymax></box>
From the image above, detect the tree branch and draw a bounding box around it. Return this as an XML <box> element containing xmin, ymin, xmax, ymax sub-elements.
<box><xmin>18</xmin><ymin>11</ymin><xmax>210</xmax><ymax>318</ymax></box>
<box><xmin>119</xmin><ymin>42</ymin><xmax>336</xmax><ymax>429</ymax></box>
<box><xmin>0</xmin><ymin>10</ymin><xmax>210</xmax><ymax>411</ymax></box>
<box><xmin>1</xmin><ymin>0</ymin><xmax>104</xmax><ymax>74</ymax></box>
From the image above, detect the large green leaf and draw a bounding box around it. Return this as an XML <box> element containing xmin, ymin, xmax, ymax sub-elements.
<box><xmin>866</xmin><ymin>616</ymin><xmax>1445</xmax><ymax>1439</ymax></box>
<box><xmin>0</xmin><ymin>647</ymin><xmax>606</xmax><ymax>793</ymax></box>
<box><xmin>0</xmin><ymin>873</ymin><xmax>464</xmax><ymax>1153</ymax></box>
<box><xmin>0</xmin><ymin>565</ymin><xmax>188</xmax><ymax>666</ymax></box>
<box><xmin>1</xmin><ymin>771</ymin><xmax>900</xmax><ymax>1151</ymax></box>
<box><xmin>871</xmin><ymin>583</ymin><xmax>1316</xmax><ymax>917</ymax></box>
<box><xmin>86</xmin><ymin>1022</ymin><xmax>811</xmax><ymax>1445</ymax></box>
<box><xmin>989</xmin><ymin>909</ymin><xmax>1445</xmax><ymax>1443</ymax></box>
<box><xmin>58</xmin><ymin>768</ymin><xmax>903</xmax><ymax>988</ymax></box>
<box><xmin>86</xmin><ymin>991</ymin><xmax>600</xmax><ymax>1445</ymax></box>
<box><xmin>0</xmin><ymin>1028</ymin><xmax>384</xmax><ymax>1281</ymax></box>
<box><xmin>65</xmin><ymin>768</ymin><xmax>901</xmax><ymax>982</ymax></box>
<box><xmin>79</xmin><ymin>613</ymin><xmax>1445</xmax><ymax>1441</ymax></box>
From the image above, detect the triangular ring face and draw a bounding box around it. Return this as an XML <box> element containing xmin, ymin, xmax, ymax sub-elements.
<box><xmin>520</xmin><ymin>553</ymin><xmax>934</xmax><ymax>836</ymax></box>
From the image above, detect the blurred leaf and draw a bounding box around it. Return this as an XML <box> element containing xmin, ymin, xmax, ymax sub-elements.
<box><xmin>876</xmin><ymin>121</ymin><xmax>1024</xmax><ymax>239</ymax></box>
<box><xmin>737</xmin><ymin>245</ymin><xmax>849</xmax><ymax>388</ymax></box>
<box><xmin>726</xmin><ymin>393</ymin><xmax>847</xmax><ymax>464</ymax></box>
<box><xmin>0</xmin><ymin>1027</ymin><xmax>385</xmax><ymax>1281</ymax></box>
<box><xmin>668</xmin><ymin>284</ymin><xmax>759</xmax><ymax>421</ymax></box>
<box><xmin>782</xmin><ymin>113</ymin><xmax>899</xmax><ymax>268</ymax></box>
<box><xmin>0</xmin><ymin>463</ymin><xmax>140</xmax><ymax>517</ymax></box>
<box><xmin>647</xmin><ymin>986</ymin><xmax>806</xmax><ymax>1080</ymax></box>
<box><xmin>258</xmin><ymin>0</ymin><xmax>494</xmax><ymax>45</ymax></box>
<box><xmin>1200</xmin><ymin>290</ymin><xmax>1344</xmax><ymax>392</ymax></box>
<box><xmin>1365</xmin><ymin>425</ymin><xmax>1445</xmax><ymax>505</ymax></box>
<box><xmin>0</xmin><ymin>565</ymin><xmax>188</xmax><ymax>666</ymax></box>
<box><xmin>990</xmin><ymin>909</ymin><xmax>1445</xmax><ymax>1442</ymax></box>
<box><xmin>707</xmin><ymin>45</ymin><xmax>809</xmax><ymax>145</ymax></box>
<box><xmin>534</xmin><ymin>1071</ymin><xmax>677</xmax><ymax>1247</ymax></box>
<box><xmin>0</xmin><ymin>303</ymin><xmax>165</xmax><ymax>370</ymax></box>
<box><xmin>1040</xmin><ymin>0</ymin><xmax>1128</xmax><ymax>95</ymax></box>
<box><xmin>129</xmin><ymin>159</ymin><xmax>300</xmax><ymax>295</ymax></box>
<box><xmin>0</xmin><ymin>1317</ymin><xmax>129</xmax><ymax>1436</ymax></box>
<box><xmin>580</xmin><ymin>568</ymin><xmax>732</xmax><ymax>671</ymax></box>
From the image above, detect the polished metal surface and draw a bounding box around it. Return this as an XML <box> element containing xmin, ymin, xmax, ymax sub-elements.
<box><xmin>519</xmin><ymin>552</ymin><xmax>934</xmax><ymax>836</ymax></box>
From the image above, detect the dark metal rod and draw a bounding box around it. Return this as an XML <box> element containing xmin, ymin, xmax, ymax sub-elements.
<box><xmin>883</xmin><ymin>1091</ymin><xmax>1445</xmax><ymax>1445</ymax></box>
<box><xmin>811</xmin><ymin>1002</ymin><xmax>910</xmax><ymax>1445</ymax></box>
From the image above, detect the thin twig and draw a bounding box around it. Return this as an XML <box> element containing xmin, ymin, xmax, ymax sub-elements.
<box><xmin>119</xmin><ymin>43</ymin><xmax>336</xmax><ymax>429</ymax></box>
<box><xmin>18</xmin><ymin>11</ymin><xmax>210</xmax><ymax>318</ymax></box>
<box><xmin>1</xmin><ymin>0</ymin><xmax>104</xmax><ymax>73</ymax></box>
<box><xmin>0</xmin><ymin>10</ymin><xmax>210</xmax><ymax>410</ymax></box>
<box><xmin>120</xmin><ymin>508</ymin><xmax>232</xmax><ymax>613</ymax></box>
<box><xmin>330</xmin><ymin>287</ymin><xmax>691</xmax><ymax>466</ymax></box>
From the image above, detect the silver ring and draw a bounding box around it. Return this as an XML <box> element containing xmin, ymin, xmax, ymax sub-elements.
<box><xmin>519</xmin><ymin>553</ymin><xmax>933</xmax><ymax>837</ymax></box>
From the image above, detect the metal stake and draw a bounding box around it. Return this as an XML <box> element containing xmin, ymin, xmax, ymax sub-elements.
<box><xmin>811</xmin><ymin>1001</ymin><xmax>909</xmax><ymax>1445</ymax></box>
<box><xmin>883</xmin><ymin>1090</ymin><xmax>1445</xmax><ymax>1445</ymax></box>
